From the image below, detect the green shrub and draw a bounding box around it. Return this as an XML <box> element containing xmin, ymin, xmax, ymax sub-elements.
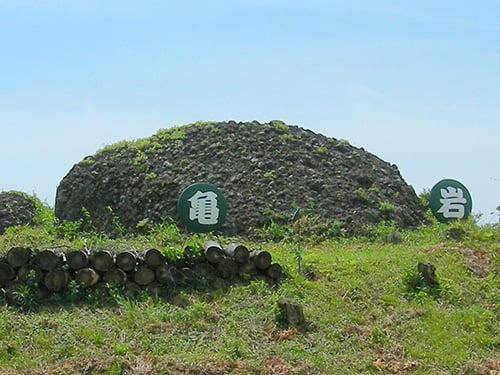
<box><xmin>354</xmin><ymin>188</ymin><xmax>370</xmax><ymax>202</ymax></box>
<box><xmin>379</xmin><ymin>200</ymin><xmax>395</xmax><ymax>213</ymax></box>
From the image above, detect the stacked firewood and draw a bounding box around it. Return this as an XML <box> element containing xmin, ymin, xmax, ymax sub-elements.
<box><xmin>0</xmin><ymin>242</ymin><xmax>284</xmax><ymax>305</ymax></box>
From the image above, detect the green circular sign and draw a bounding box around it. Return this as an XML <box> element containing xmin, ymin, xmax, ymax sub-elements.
<box><xmin>429</xmin><ymin>179</ymin><xmax>472</xmax><ymax>223</ymax></box>
<box><xmin>177</xmin><ymin>182</ymin><xmax>227</xmax><ymax>233</ymax></box>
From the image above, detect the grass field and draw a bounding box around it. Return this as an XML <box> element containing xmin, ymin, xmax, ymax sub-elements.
<box><xmin>0</xmin><ymin>205</ymin><xmax>498</xmax><ymax>374</ymax></box>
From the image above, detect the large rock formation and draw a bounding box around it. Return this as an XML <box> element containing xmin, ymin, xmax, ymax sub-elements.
<box><xmin>55</xmin><ymin>121</ymin><xmax>425</xmax><ymax>236</ymax></box>
<box><xmin>0</xmin><ymin>191</ymin><xmax>37</xmax><ymax>234</ymax></box>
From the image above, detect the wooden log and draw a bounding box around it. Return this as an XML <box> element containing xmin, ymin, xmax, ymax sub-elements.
<box><xmin>0</xmin><ymin>262</ymin><xmax>16</xmax><ymax>287</ymax></box>
<box><xmin>238</xmin><ymin>261</ymin><xmax>258</xmax><ymax>279</ymax></box>
<box><xmin>66</xmin><ymin>249</ymin><xmax>90</xmax><ymax>270</ymax></box>
<box><xmin>155</xmin><ymin>263</ymin><xmax>175</xmax><ymax>286</ymax></box>
<box><xmin>250</xmin><ymin>250</ymin><xmax>272</xmax><ymax>270</ymax></box>
<box><xmin>75</xmin><ymin>267</ymin><xmax>100</xmax><ymax>287</ymax></box>
<box><xmin>179</xmin><ymin>245</ymin><xmax>204</xmax><ymax>266</ymax></box>
<box><xmin>216</xmin><ymin>258</ymin><xmax>239</xmax><ymax>279</ymax></box>
<box><xmin>4</xmin><ymin>281</ymin><xmax>23</xmax><ymax>306</ymax></box>
<box><xmin>141</xmin><ymin>248</ymin><xmax>166</xmax><ymax>269</ymax></box>
<box><xmin>203</xmin><ymin>241</ymin><xmax>225</xmax><ymax>264</ymax></box>
<box><xmin>116</xmin><ymin>250</ymin><xmax>138</xmax><ymax>272</ymax></box>
<box><xmin>103</xmin><ymin>267</ymin><xmax>128</xmax><ymax>286</ymax></box>
<box><xmin>169</xmin><ymin>267</ymin><xmax>184</xmax><ymax>284</ymax></box>
<box><xmin>91</xmin><ymin>250</ymin><xmax>115</xmax><ymax>273</ymax></box>
<box><xmin>224</xmin><ymin>243</ymin><xmax>250</xmax><ymax>264</ymax></box>
<box><xmin>209</xmin><ymin>277</ymin><xmax>226</xmax><ymax>291</ymax></box>
<box><xmin>266</xmin><ymin>263</ymin><xmax>284</xmax><ymax>280</ymax></box>
<box><xmin>44</xmin><ymin>268</ymin><xmax>70</xmax><ymax>292</ymax></box>
<box><xmin>122</xmin><ymin>281</ymin><xmax>142</xmax><ymax>299</ymax></box>
<box><xmin>170</xmin><ymin>267</ymin><xmax>197</xmax><ymax>285</ymax></box>
<box><xmin>17</xmin><ymin>264</ymin><xmax>44</xmax><ymax>283</ymax></box>
<box><xmin>178</xmin><ymin>267</ymin><xmax>198</xmax><ymax>284</ymax></box>
<box><xmin>33</xmin><ymin>249</ymin><xmax>63</xmax><ymax>271</ymax></box>
<box><xmin>133</xmin><ymin>264</ymin><xmax>155</xmax><ymax>286</ymax></box>
<box><xmin>192</xmin><ymin>262</ymin><xmax>218</xmax><ymax>281</ymax></box>
<box><xmin>4</xmin><ymin>281</ymin><xmax>51</xmax><ymax>306</ymax></box>
<box><xmin>6</xmin><ymin>247</ymin><xmax>33</xmax><ymax>269</ymax></box>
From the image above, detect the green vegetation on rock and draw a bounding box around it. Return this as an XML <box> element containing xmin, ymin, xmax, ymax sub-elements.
<box><xmin>95</xmin><ymin>124</ymin><xmax>189</xmax><ymax>156</ymax></box>
<box><xmin>56</xmin><ymin>121</ymin><xmax>427</xmax><ymax>237</ymax></box>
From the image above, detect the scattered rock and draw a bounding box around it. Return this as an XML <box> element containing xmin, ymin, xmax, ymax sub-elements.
<box><xmin>0</xmin><ymin>191</ymin><xmax>37</xmax><ymax>234</ymax></box>
<box><xmin>385</xmin><ymin>230</ymin><xmax>403</xmax><ymax>244</ymax></box>
<box><xmin>277</xmin><ymin>298</ymin><xmax>305</xmax><ymax>326</ymax></box>
<box><xmin>417</xmin><ymin>262</ymin><xmax>438</xmax><ymax>288</ymax></box>
<box><xmin>446</xmin><ymin>227</ymin><xmax>466</xmax><ymax>241</ymax></box>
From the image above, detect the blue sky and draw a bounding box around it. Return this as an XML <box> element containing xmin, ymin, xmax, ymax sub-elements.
<box><xmin>1</xmin><ymin>0</ymin><xmax>499</xmax><ymax>223</ymax></box>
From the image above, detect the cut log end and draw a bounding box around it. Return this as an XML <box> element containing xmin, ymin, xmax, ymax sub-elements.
<box><xmin>142</xmin><ymin>248</ymin><xmax>166</xmax><ymax>269</ymax></box>
<box><xmin>91</xmin><ymin>250</ymin><xmax>115</xmax><ymax>273</ymax></box>
<box><xmin>103</xmin><ymin>268</ymin><xmax>128</xmax><ymax>286</ymax></box>
<box><xmin>0</xmin><ymin>262</ymin><xmax>16</xmax><ymax>287</ymax></box>
<box><xmin>44</xmin><ymin>269</ymin><xmax>70</xmax><ymax>293</ymax></box>
<box><xmin>250</xmin><ymin>250</ymin><xmax>272</xmax><ymax>270</ymax></box>
<box><xmin>224</xmin><ymin>243</ymin><xmax>250</xmax><ymax>264</ymax></box>
<box><xmin>75</xmin><ymin>268</ymin><xmax>100</xmax><ymax>287</ymax></box>
<box><xmin>7</xmin><ymin>247</ymin><xmax>33</xmax><ymax>269</ymax></box>
<box><xmin>134</xmin><ymin>265</ymin><xmax>156</xmax><ymax>286</ymax></box>
<box><xmin>266</xmin><ymin>263</ymin><xmax>284</xmax><ymax>280</ymax></box>
<box><xmin>33</xmin><ymin>250</ymin><xmax>63</xmax><ymax>271</ymax></box>
<box><xmin>66</xmin><ymin>250</ymin><xmax>89</xmax><ymax>270</ymax></box>
<box><xmin>116</xmin><ymin>250</ymin><xmax>138</xmax><ymax>272</ymax></box>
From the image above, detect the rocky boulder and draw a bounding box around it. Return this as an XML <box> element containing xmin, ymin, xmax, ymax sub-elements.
<box><xmin>0</xmin><ymin>191</ymin><xmax>37</xmax><ymax>234</ymax></box>
<box><xmin>55</xmin><ymin>121</ymin><xmax>425</xmax><ymax>236</ymax></box>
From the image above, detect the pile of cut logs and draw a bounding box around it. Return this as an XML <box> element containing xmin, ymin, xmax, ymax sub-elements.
<box><xmin>0</xmin><ymin>241</ymin><xmax>284</xmax><ymax>305</ymax></box>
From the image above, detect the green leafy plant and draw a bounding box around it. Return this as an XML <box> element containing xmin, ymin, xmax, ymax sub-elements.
<box><xmin>145</xmin><ymin>172</ymin><xmax>158</xmax><ymax>180</ymax></box>
<box><xmin>356</xmin><ymin>220</ymin><xmax>400</xmax><ymax>242</ymax></box>
<box><xmin>402</xmin><ymin>267</ymin><xmax>442</xmax><ymax>301</ymax></box>
<box><xmin>132</xmin><ymin>150</ymin><xmax>148</xmax><ymax>166</ymax></box>
<box><xmin>106</xmin><ymin>206</ymin><xmax>126</xmax><ymax>237</ymax></box>
<box><xmin>54</xmin><ymin>220</ymin><xmax>83</xmax><ymax>239</ymax></box>
<box><xmin>314</xmin><ymin>146</ymin><xmax>328</xmax><ymax>155</ymax></box>
<box><xmin>12</xmin><ymin>270</ymin><xmax>40</xmax><ymax>311</ymax></box>
<box><xmin>418</xmin><ymin>189</ymin><xmax>431</xmax><ymax>210</ymax></box>
<box><xmin>271</xmin><ymin>121</ymin><xmax>288</xmax><ymax>132</ymax></box>
<box><xmin>62</xmin><ymin>280</ymin><xmax>97</xmax><ymax>304</ymax></box>
<box><xmin>156</xmin><ymin>126</ymin><xmax>186</xmax><ymax>141</ymax></box>
<box><xmin>326</xmin><ymin>219</ymin><xmax>345</xmax><ymax>238</ymax></box>
<box><xmin>354</xmin><ymin>188</ymin><xmax>370</xmax><ymax>202</ymax></box>
<box><xmin>262</xmin><ymin>219</ymin><xmax>294</xmax><ymax>242</ymax></box>
<box><xmin>379</xmin><ymin>200</ymin><xmax>395</xmax><ymax>213</ymax></box>
<box><xmin>263</xmin><ymin>170</ymin><xmax>275</xmax><ymax>179</ymax></box>
<box><xmin>145</xmin><ymin>141</ymin><xmax>164</xmax><ymax>154</ymax></box>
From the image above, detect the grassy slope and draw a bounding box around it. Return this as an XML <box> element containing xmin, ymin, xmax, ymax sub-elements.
<box><xmin>0</xmin><ymin>213</ymin><xmax>498</xmax><ymax>374</ymax></box>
